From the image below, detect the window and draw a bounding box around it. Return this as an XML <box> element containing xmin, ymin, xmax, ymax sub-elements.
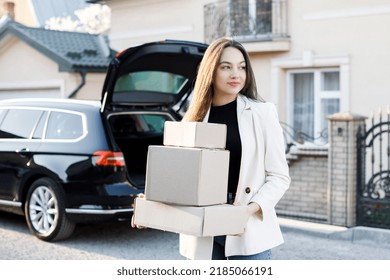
<box><xmin>141</xmin><ymin>114</ymin><xmax>166</xmax><ymax>133</ymax></box>
<box><xmin>0</xmin><ymin>109</ymin><xmax>5</xmax><ymax>123</ymax></box>
<box><xmin>114</xmin><ymin>71</ymin><xmax>188</xmax><ymax>95</ymax></box>
<box><xmin>109</xmin><ymin>113</ymin><xmax>170</xmax><ymax>138</ymax></box>
<box><xmin>0</xmin><ymin>109</ymin><xmax>6</xmax><ymax>137</ymax></box>
<box><xmin>32</xmin><ymin>111</ymin><xmax>48</xmax><ymax>139</ymax></box>
<box><xmin>0</xmin><ymin>109</ymin><xmax>43</xmax><ymax>139</ymax></box>
<box><xmin>230</xmin><ymin>0</ymin><xmax>271</xmax><ymax>37</ymax></box>
<box><xmin>289</xmin><ymin>69</ymin><xmax>340</xmax><ymax>143</ymax></box>
<box><xmin>45</xmin><ymin>111</ymin><xmax>83</xmax><ymax>140</ymax></box>
<box><xmin>138</xmin><ymin>114</ymin><xmax>167</xmax><ymax>133</ymax></box>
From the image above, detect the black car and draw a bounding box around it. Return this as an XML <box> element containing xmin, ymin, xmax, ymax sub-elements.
<box><xmin>0</xmin><ymin>40</ymin><xmax>207</xmax><ymax>241</ymax></box>
<box><xmin>0</xmin><ymin>98</ymin><xmax>139</xmax><ymax>241</ymax></box>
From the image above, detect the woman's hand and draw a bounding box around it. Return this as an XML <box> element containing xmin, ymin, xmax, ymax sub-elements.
<box><xmin>246</xmin><ymin>202</ymin><xmax>263</xmax><ymax>220</ymax></box>
<box><xmin>247</xmin><ymin>202</ymin><xmax>260</xmax><ymax>214</ymax></box>
<box><xmin>131</xmin><ymin>214</ymin><xmax>146</xmax><ymax>229</ymax></box>
<box><xmin>131</xmin><ymin>193</ymin><xmax>147</xmax><ymax>229</ymax></box>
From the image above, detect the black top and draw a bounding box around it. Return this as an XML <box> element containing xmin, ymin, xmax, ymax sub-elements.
<box><xmin>208</xmin><ymin>99</ymin><xmax>242</xmax><ymax>196</ymax></box>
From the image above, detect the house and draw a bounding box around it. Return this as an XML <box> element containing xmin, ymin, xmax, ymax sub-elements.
<box><xmin>89</xmin><ymin>0</ymin><xmax>390</xmax><ymax>228</ymax></box>
<box><xmin>0</xmin><ymin>0</ymin><xmax>88</xmax><ymax>28</ymax></box>
<box><xmin>0</xmin><ymin>1</ymin><xmax>116</xmax><ymax>100</ymax></box>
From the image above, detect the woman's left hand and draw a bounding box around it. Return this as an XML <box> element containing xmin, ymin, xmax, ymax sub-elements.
<box><xmin>246</xmin><ymin>202</ymin><xmax>263</xmax><ymax>220</ymax></box>
<box><xmin>247</xmin><ymin>202</ymin><xmax>260</xmax><ymax>214</ymax></box>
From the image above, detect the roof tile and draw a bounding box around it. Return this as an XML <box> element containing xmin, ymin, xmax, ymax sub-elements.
<box><xmin>0</xmin><ymin>20</ymin><xmax>116</xmax><ymax>72</ymax></box>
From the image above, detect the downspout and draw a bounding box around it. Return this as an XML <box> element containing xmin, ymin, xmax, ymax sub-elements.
<box><xmin>68</xmin><ymin>71</ymin><xmax>86</xmax><ymax>99</ymax></box>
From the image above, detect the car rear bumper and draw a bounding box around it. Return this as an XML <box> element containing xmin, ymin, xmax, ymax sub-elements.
<box><xmin>66</xmin><ymin>207</ymin><xmax>133</xmax><ymax>215</ymax></box>
<box><xmin>66</xmin><ymin>206</ymin><xmax>134</xmax><ymax>223</ymax></box>
<box><xmin>63</xmin><ymin>181</ymin><xmax>143</xmax><ymax>223</ymax></box>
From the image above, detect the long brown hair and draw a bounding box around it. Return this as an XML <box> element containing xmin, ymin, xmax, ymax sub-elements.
<box><xmin>183</xmin><ymin>37</ymin><xmax>263</xmax><ymax>122</ymax></box>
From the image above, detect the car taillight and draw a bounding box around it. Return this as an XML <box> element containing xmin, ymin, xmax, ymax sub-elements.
<box><xmin>92</xmin><ymin>151</ymin><xmax>125</xmax><ymax>167</ymax></box>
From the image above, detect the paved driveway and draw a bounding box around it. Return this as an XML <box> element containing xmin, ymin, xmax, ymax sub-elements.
<box><xmin>1</xmin><ymin>212</ymin><xmax>390</xmax><ymax>260</ymax></box>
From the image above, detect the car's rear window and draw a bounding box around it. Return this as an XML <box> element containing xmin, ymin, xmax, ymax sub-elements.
<box><xmin>114</xmin><ymin>71</ymin><xmax>188</xmax><ymax>95</ymax></box>
<box><xmin>109</xmin><ymin>113</ymin><xmax>169</xmax><ymax>137</ymax></box>
<box><xmin>46</xmin><ymin>111</ymin><xmax>84</xmax><ymax>140</ymax></box>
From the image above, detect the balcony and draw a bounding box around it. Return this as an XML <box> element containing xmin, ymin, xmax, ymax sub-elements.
<box><xmin>204</xmin><ymin>0</ymin><xmax>290</xmax><ymax>52</ymax></box>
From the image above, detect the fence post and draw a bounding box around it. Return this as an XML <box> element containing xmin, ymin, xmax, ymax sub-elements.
<box><xmin>328</xmin><ymin>112</ymin><xmax>367</xmax><ymax>227</ymax></box>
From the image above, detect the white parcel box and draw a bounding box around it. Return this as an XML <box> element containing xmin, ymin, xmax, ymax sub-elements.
<box><xmin>133</xmin><ymin>198</ymin><xmax>248</xmax><ymax>237</ymax></box>
<box><xmin>163</xmin><ymin>121</ymin><xmax>227</xmax><ymax>149</ymax></box>
<box><xmin>145</xmin><ymin>145</ymin><xmax>229</xmax><ymax>206</ymax></box>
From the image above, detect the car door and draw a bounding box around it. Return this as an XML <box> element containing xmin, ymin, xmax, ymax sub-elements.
<box><xmin>0</xmin><ymin>107</ymin><xmax>43</xmax><ymax>201</ymax></box>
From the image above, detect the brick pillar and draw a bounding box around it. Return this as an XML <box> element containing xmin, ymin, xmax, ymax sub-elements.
<box><xmin>328</xmin><ymin>112</ymin><xmax>367</xmax><ymax>227</ymax></box>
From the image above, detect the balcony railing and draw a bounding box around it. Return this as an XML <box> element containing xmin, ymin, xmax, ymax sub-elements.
<box><xmin>204</xmin><ymin>0</ymin><xmax>288</xmax><ymax>44</ymax></box>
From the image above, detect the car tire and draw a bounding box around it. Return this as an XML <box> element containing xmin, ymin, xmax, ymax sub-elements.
<box><xmin>24</xmin><ymin>177</ymin><xmax>75</xmax><ymax>242</ymax></box>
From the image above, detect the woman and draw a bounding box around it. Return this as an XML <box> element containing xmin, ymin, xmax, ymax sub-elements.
<box><xmin>183</xmin><ymin>37</ymin><xmax>290</xmax><ymax>260</ymax></box>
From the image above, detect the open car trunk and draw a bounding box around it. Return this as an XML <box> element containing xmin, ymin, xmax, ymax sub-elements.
<box><xmin>107</xmin><ymin>112</ymin><xmax>177</xmax><ymax>187</ymax></box>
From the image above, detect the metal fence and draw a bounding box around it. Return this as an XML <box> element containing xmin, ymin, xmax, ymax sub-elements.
<box><xmin>280</xmin><ymin>121</ymin><xmax>328</xmax><ymax>153</ymax></box>
<box><xmin>357</xmin><ymin>109</ymin><xmax>390</xmax><ymax>229</ymax></box>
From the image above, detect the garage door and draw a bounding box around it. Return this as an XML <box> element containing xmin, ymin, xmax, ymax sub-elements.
<box><xmin>0</xmin><ymin>88</ymin><xmax>61</xmax><ymax>100</ymax></box>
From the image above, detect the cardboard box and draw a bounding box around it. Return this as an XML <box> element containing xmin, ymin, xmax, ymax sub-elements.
<box><xmin>179</xmin><ymin>234</ymin><xmax>213</xmax><ymax>260</ymax></box>
<box><xmin>163</xmin><ymin>121</ymin><xmax>227</xmax><ymax>149</ymax></box>
<box><xmin>145</xmin><ymin>145</ymin><xmax>229</xmax><ymax>206</ymax></box>
<box><xmin>133</xmin><ymin>198</ymin><xmax>248</xmax><ymax>237</ymax></box>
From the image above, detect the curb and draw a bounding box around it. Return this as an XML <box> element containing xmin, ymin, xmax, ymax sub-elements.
<box><xmin>278</xmin><ymin>218</ymin><xmax>390</xmax><ymax>249</ymax></box>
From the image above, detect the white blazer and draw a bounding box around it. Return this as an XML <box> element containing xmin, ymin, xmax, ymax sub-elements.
<box><xmin>204</xmin><ymin>94</ymin><xmax>291</xmax><ymax>256</ymax></box>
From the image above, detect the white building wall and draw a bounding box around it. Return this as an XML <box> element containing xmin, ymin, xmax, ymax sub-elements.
<box><xmin>105</xmin><ymin>0</ymin><xmax>390</xmax><ymax>120</ymax></box>
<box><xmin>0</xmin><ymin>38</ymin><xmax>105</xmax><ymax>100</ymax></box>
<box><xmin>284</xmin><ymin>0</ymin><xmax>390</xmax><ymax>118</ymax></box>
<box><xmin>106</xmin><ymin>0</ymin><xmax>210</xmax><ymax>51</ymax></box>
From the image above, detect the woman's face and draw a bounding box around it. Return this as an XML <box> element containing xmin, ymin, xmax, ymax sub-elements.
<box><xmin>212</xmin><ymin>46</ymin><xmax>246</xmax><ymax>103</ymax></box>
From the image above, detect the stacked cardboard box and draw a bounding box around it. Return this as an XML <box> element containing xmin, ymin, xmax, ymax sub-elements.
<box><xmin>133</xmin><ymin>121</ymin><xmax>247</xmax><ymax>259</ymax></box>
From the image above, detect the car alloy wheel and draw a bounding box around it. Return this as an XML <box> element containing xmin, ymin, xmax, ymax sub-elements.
<box><xmin>25</xmin><ymin>177</ymin><xmax>75</xmax><ymax>241</ymax></box>
<box><xmin>29</xmin><ymin>185</ymin><xmax>58</xmax><ymax>234</ymax></box>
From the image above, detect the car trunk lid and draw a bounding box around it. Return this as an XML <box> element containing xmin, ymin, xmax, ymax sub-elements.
<box><xmin>101</xmin><ymin>40</ymin><xmax>207</xmax><ymax>112</ymax></box>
